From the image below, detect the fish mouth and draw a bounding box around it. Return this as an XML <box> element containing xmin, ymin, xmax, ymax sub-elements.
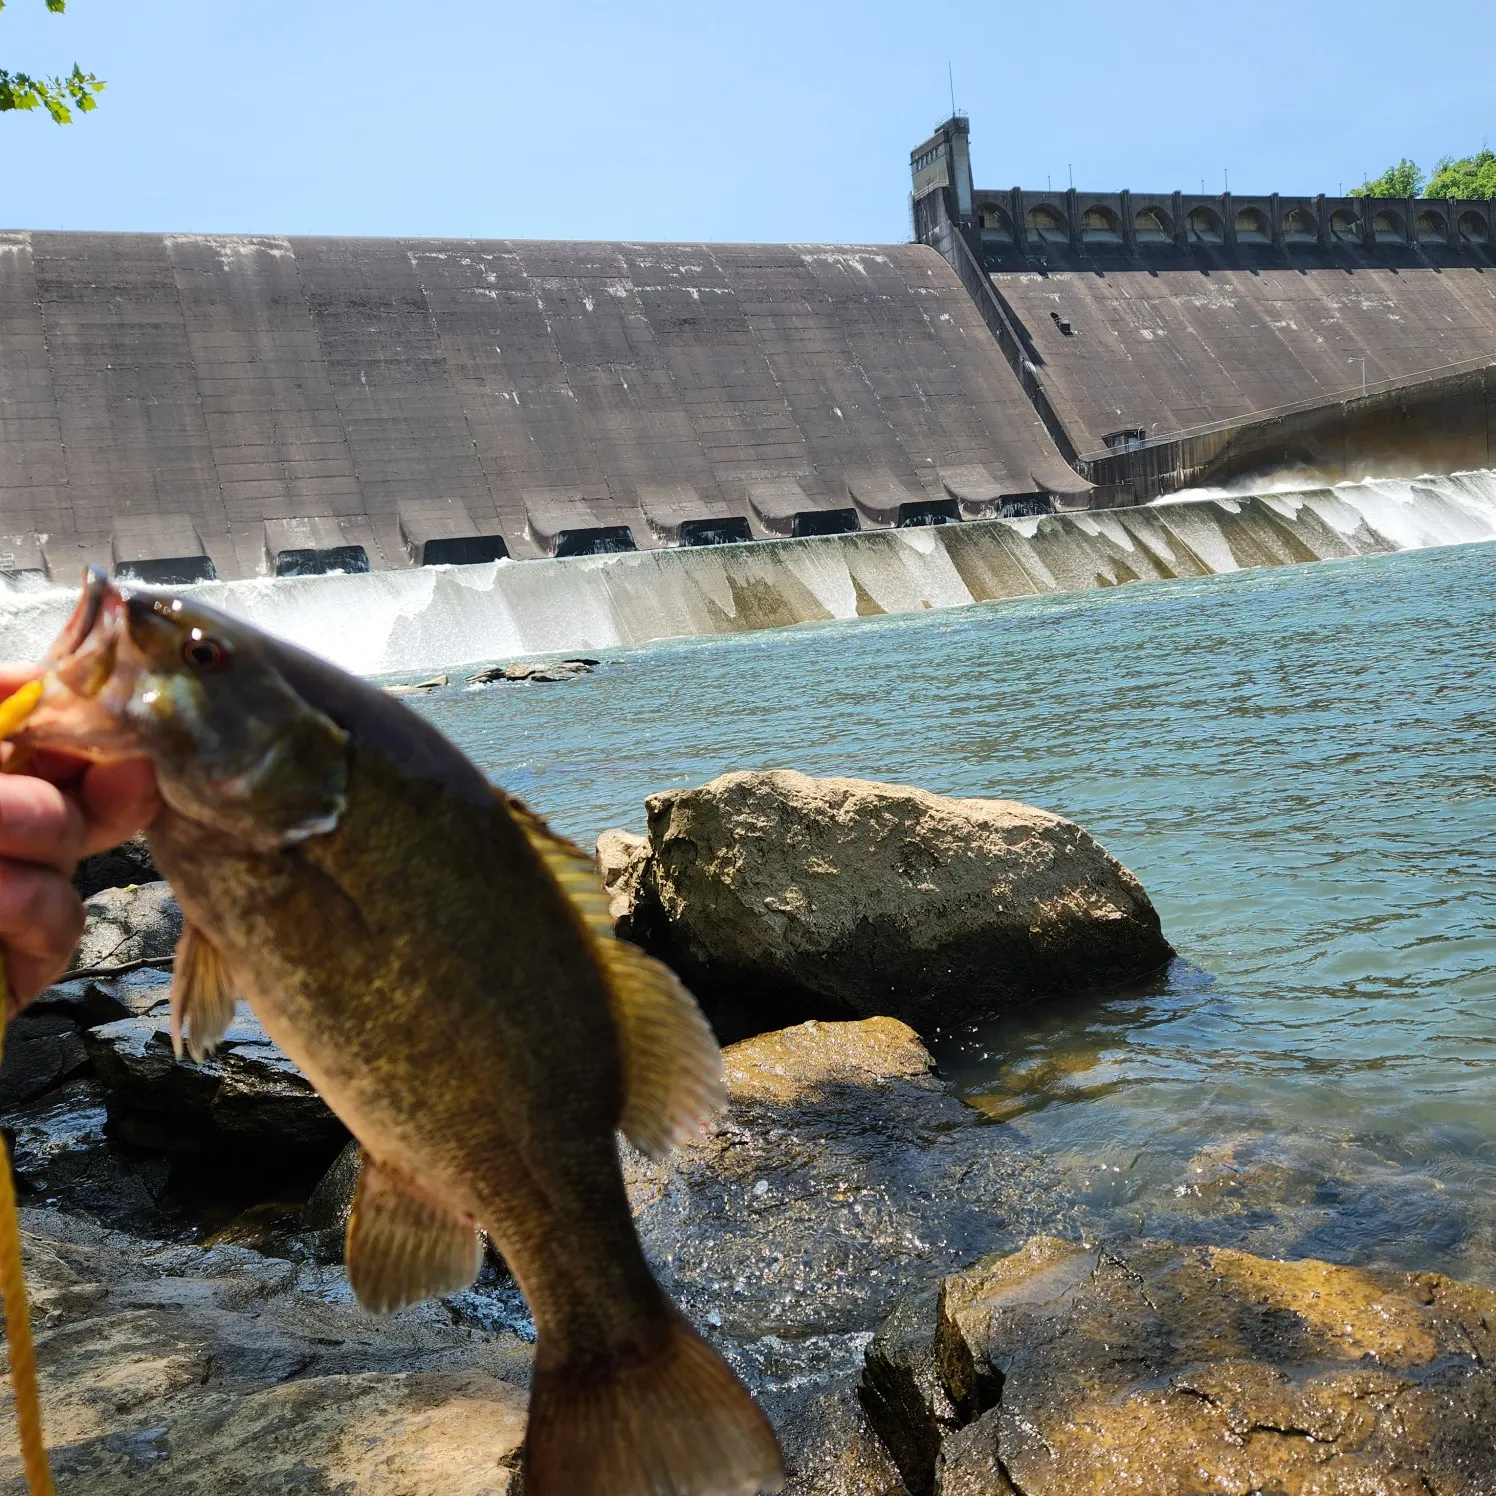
<box><xmin>10</xmin><ymin>567</ymin><xmax>145</xmax><ymax>760</ymax></box>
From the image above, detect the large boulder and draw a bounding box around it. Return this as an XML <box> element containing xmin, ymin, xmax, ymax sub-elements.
<box><xmin>612</xmin><ymin>771</ymin><xmax>1172</xmax><ymax>1037</ymax></box>
<box><xmin>863</xmin><ymin>1234</ymin><xmax>1496</xmax><ymax>1496</ymax></box>
<box><xmin>68</xmin><ymin>881</ymin><xmax>182</xmax><ymax>973</ymax></box>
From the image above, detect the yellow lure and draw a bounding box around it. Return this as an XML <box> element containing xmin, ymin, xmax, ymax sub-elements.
<box><xmin>0</xmin><ymin>679</ymin><xmax>56</xmax><ymax>1495</ymax></box>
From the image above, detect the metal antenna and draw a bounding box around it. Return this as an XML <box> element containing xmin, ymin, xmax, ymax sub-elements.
<box><xmin>948</xmin><ymin>62</ymin><xmax>956</xmax><ymax>118</ymax></box>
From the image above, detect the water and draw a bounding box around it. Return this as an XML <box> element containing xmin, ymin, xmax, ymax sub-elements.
<box><xmin>413</xmin><ymin>539</ymin><xmax>1496</xmax><ymax>1285</ymax></box>
<box><xmin>3</xmin><ymin>468</ymin><xmax>1495</xmax><ymax>674</ymax></box>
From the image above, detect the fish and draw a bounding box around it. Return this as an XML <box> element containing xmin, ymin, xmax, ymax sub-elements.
<box><xmin>12</xmin><ymin>568</ymin><xmax>783</xmax><ymax>1496</ymax></box>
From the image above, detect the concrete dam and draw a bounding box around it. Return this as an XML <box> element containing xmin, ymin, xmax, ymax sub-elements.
<box><xmin>1</xmin><ymin>113</ymin><xmax>1494</xmax><ymax>663</ymax></box>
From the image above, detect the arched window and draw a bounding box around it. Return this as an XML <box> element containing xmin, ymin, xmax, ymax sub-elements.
<box><xmin>1080</xmin><ymin>205</ymin><xmax>1122</xmax><ymax>244</ymax></box>
<box><xmin>978</xmin><ymin>204</ymin><xmax>1013</xmax><ymax>240</ymax></box>
<box><xmin>1026</xmin><ymin>205</ymin><xmax>1068</xmax><ymax>243</ymax></box>
<box><xmin>1187</xmin><ymin>207</ymin><xmax>1224</xmax><ymax>245</ymax></box>
<box><xmin>1234</xmin><ymin>208</ymin><xmax>1270</xmax><ymax>243</ymax></box>
<box><xmin>1372</xmin><ymin>209</ymin><xmax>1405</xmax><ymax>243</ymax></box>
<box><xmin>1330</xmin><ymin>209</ymin><xmax>1361</xmax><ymax>242</ymax></box>
<box><xmin>1133</xmin><ymin>206</ymin><xmax>1172</xmax><ymax>243</ymax></box>
<box><xmin>1458</xmin><ymin>210</ymin><xmax>1490</xmax><ymax>245</ymax></box>
<box><xmin>1281</xmin><ymin>209</ymin><xmax>1318</xmax><ymax>244</ymax></box>
<box><xmin>1415</xmin><ymin>210</ymin><xmax>1448</xmax><ymax>244</ymax></box>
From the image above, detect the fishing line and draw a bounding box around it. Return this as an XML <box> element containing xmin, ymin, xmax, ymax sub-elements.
<box><xmin>0</xmin><ymin>679</ymin><xmax>58</xmax><ymax>1496</ymax></box>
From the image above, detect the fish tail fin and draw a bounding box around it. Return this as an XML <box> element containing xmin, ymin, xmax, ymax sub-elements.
<box><xmin>525</xmin><ymin>1304</ymin><xmax>783</xmax><ymax>1496</ymax></box>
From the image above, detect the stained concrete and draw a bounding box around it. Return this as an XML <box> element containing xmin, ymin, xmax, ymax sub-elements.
<box><xmin>0</xmin><ymin>233</ymin><xmax>1070</xmax><ymax>580</ymax></box>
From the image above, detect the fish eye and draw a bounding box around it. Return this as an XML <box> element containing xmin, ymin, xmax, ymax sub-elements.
<box><xmin>182</xmin><ymin>635</ymin><xmax>230</xmax><ymax>671</ymax></box>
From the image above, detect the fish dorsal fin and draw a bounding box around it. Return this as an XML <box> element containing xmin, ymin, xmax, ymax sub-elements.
<box><xmin>345</xmin><ymin>1157</ymin><xmax>481</xmax><ymax>1314</ymax></box>
<box><xmin>170</xmin><ymin>922</ymin><xmax>240</xmax><ymax>1062</ymax></box>
<box><xmin>499</xmin><ymin>791</ymin><xmax>726</xmax><ymax>1159</ymax></box>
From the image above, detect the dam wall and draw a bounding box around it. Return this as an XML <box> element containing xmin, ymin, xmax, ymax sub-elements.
<box><xmin>912</xmin><ymin>116</ymin><xmax>1496</xmax><ymax>495</ymax></box>
<box><xmin>2</xmin><ymin>469</ymin><xmax>1491</xmax><ymax>677</ymax></box>
<box><xmin>0</xmin><ymin>231</ymin><xmax>1078</xmax><ymax>583</ymax></box>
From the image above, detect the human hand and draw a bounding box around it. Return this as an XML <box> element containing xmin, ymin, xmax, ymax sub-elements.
<box><xmin>0</xmin><ymin>666</ymin><xmax>161</xmax><ymax>1015</ymax></box>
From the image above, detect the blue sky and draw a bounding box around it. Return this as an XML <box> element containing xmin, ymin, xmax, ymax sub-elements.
<box><xmin>3</xmin><ymin>0</ymin><xmax>1494</xmax><ymax>242</ymax></box>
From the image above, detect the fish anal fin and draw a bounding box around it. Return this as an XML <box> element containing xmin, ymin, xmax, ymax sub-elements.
<box><xmin>171</xmin><ymin>923</ymin><xmax>239</xmax><ymax>1062</ymax></box>
<box><xmin>345</xmin><ymin>1158</ymin><xmax>480</xmax><ymax>1314</ymax></box>
<box><xmin>600</xmin><ymin>939</ymin><xmax>725</xmax><ymax>1158</ymax></box>
<box><xmin>498</xmin><ymin>789</ymin><xmax>724</xmax><ymax>1158</ymax></box>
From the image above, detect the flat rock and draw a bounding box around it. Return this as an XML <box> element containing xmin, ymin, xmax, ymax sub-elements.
<box><xmin>468</xmin><ymin>658</ymin><xmax>598</xmax><ymax>684</ymax></box>
<box><xmin>83</xmin><ymin>1011</ymin><xmax>347</xmax><ymax>1157</ymax></box>
<box><xmin>68</xmin><ymin>882</ymin><xmax>182</xmax><ymax>973</ymax></box>
<box><xmin>382</xmin><ymin>673</ymin><xmax>448</xmax><ymax>696</ymax></box>
<box><xmin>617</xmin><ymin>770</ymin><xmax>1173</xmax><ymax>1038</ymax></box>
<box><xmin>0</xmin><ymin>1208</ymin><xmax>534</xmax><ymax>1494</ymax></box>
<box><xmin>863</xmin><ymin>1234</ymin><xmax>1496</xmax><ymax>1496</ymax></box>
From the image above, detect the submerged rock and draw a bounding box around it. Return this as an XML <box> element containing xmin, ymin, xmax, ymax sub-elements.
<box><xmin>611</xmin><ymin>770</ymin><xmax>1172</xmax><ymax>1038</ymax></box>
<box><xmin>864</xmin><ymin>1234</ymin><xmax>1496</xmax><ymax>1496</ymax></box>
<box><xmin>381</xmin><ymin>673</ymin><xmax>448</xmax><ymax>696</ymax></box>
<box><xmin>68</xmin><ymin>881</ymin><xmax>182</xmax><ymax>973</ymax></box>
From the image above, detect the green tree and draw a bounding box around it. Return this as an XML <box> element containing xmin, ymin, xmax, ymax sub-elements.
<box><xmin>0</xmin><ymin>0</ymin><xmax>103</xmax><ymax>123</ymax></box>
<box><xmin>1350</xmin><ymin>158</ymin><xmax>1425</xmax><ymax>198</ymax></box>
<box><xmin>1424</xmin><ymin>150</ymin><xmax>1496</xmax><ymax>200</ymax></box>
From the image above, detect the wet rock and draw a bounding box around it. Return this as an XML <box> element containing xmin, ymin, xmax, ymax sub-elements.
<box><xmin>31</xmin><ymin>967</ymin><xmax>173</xmax><ymax>1029</ymax></box>
<box><xmin>302</xmin><ymin>1136</ymin><xmax>362</xmax><ymax>1232</ymax></box>
<box><xmin>382</xmin><ymin>673</ymin><xmax>448</xmax><ymax>696</ymax></box>
<box><xmin>68</xmin><ymin>881</ymin><xmax>182</xmax><ymax>973</ymax></box>
<box><xmin>863</xmin><ymin>1233</ymin><xmax>1496</xmax><ymax>1496</ymax></box>
<box><xmin>595</xmin><ymin>826</ymin><xmax>648</xmax><ymax>923</ymax></box>
<box><xmin>0</xmin><ymin>1012</ymin><xmax>88</xmax><ymax>1110</ymax></box>
<box><xmin>83</xmin><ymin>1010</ymin><xmax>347</xmax><ymax>1160</ymax></box>
<box><xmin>468</xmin><ymin>657</ymin><xmax>598</xmax><ymax>684</ymax></box>
<box><xmin>72</xmin><ymin>834</ymin><xmax>158</xmax><ymax>900</ymax></box>
<box><xmin>621</xmin><ymin>770</ymin><xmax>1173</xmax><ymax>1038</ymax></box>
<box><xmin>0</xmin><ymin>1206</ymin><xmax>534</xmax><ymax>1493</ymax></box>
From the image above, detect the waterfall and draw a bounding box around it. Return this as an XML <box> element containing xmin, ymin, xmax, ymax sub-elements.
<box><xmin>3</xmin><ymin>469</ymin><xmax>1493</xmax><ymax>677</ymax></box>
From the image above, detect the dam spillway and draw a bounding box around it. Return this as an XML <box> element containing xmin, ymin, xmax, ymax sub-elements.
<box><xmin>1</xmin><ymin>470</ymin><xmax>1490</xmax><ymax>677</ymax></box>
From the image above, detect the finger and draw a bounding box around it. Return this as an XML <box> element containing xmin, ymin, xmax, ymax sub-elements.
<box><xmin>0</xmin><ymin>865</ymin><xmax>85</xmax><ymax>1014</ymax></box>
<box><xmin>77</xmin><ymin>759</ymin><xmax>161</xmax><ymax>857</ymax></box>
<box><xmin>0</xmin><ymin>774</ymin><xmax>87</xmax><ymax>874</ymax></box>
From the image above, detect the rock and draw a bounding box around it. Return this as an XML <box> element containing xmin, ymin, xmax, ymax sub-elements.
<box><xmin>622</xmin><ymin>770</ymin><xmax>1173</xmax><ymax>1038</ymax></box>
<box><xmin>30</xmin><ymin>968</ymin><xmax>173</xmax><ymax>1029</ymax></box>
<box><xmin>467</xmin><ymin>657</ymin><xmax>598</xmax><ymax>684</ymax></box>
<box><xmin>0</xmin><ymin>1012</ymin><xmax>88</xmax><ymax>1110</ymax></box>
<box><xmin>595</xmin><ymin>826</ymin><xmax>648</xmax><ymax>923</ymax></box>
<box><xmin>624</xmin><ymin>1016</ymin><xmax>1066</xmax><ymax>1492</ymax></box>
<box><xmin>72</xmin><ymin>834</ymin><xmax>159</xmax><ymax>899</ymax></box>
<box><xmin>862</xmin><ymin>1233</ymin><xmax>1496</xmax><ymax>1496</ymax></box>
<box><xmin>302</xmin><ymin>1137</ymin><xmax>362</xmax><ymax>1232</ymax></box>
<box><xmin>0</xmin><ymin>1206</ymin><xmax>534</xmax><ymax>1493</ymax></box>
<box><xmin>382</xmin><ymin>673</ymin><xmax>448</xmax><ymax>696</ymax></box>
<box><xmin>68</xmin><ymin>881</ymin><xmax>182</xmax><ymax>973</ymax></box>
<box><xmin>83</xmin><ymin>1010</ymin><xmax>348</xmax><ymax>1160</ymax></box>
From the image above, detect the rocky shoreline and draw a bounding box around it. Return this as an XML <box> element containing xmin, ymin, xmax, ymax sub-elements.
<box><xmin>2</xmin><ymin>772</ymin><xmax>1493</xmax><ymax>1493</ymax></box>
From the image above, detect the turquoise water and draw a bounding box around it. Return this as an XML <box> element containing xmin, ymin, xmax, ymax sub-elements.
<box><xmin>413</xmin><ymin>540</ymin><xmax>1496</xmax><ymax>1283</ymax></box>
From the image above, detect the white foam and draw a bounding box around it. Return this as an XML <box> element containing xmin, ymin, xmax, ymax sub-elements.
<box><xmin>2</xmin><ymin>471</ymin><xmax>1492</xmax><ymax>677</ymax></box>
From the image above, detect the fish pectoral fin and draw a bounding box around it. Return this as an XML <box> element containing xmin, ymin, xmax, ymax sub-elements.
<box><xmin>599</xmin><ymin>939</ymin><xmax>725</xmax><ymax>1160</ymax></box>
<box><xmin>170</xmin><ymin>922</ymin><xmax>240</xmax><ymax>1062</ymax></box>
<box><xmin>345</xmin><ymin>1159</ymin><xmax>481</xmax><ymax>1314</ymax></box>
<box><xmin>497</xmin><ymin>790</ymin><xmax>725</xmax><ymax>1158</ymax></box>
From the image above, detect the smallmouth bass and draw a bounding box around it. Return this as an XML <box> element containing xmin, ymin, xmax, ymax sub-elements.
<box><xmin>13</xmin><ymin>568</ymin><xmax>782</xmax><ymax>1496</ymax></box>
